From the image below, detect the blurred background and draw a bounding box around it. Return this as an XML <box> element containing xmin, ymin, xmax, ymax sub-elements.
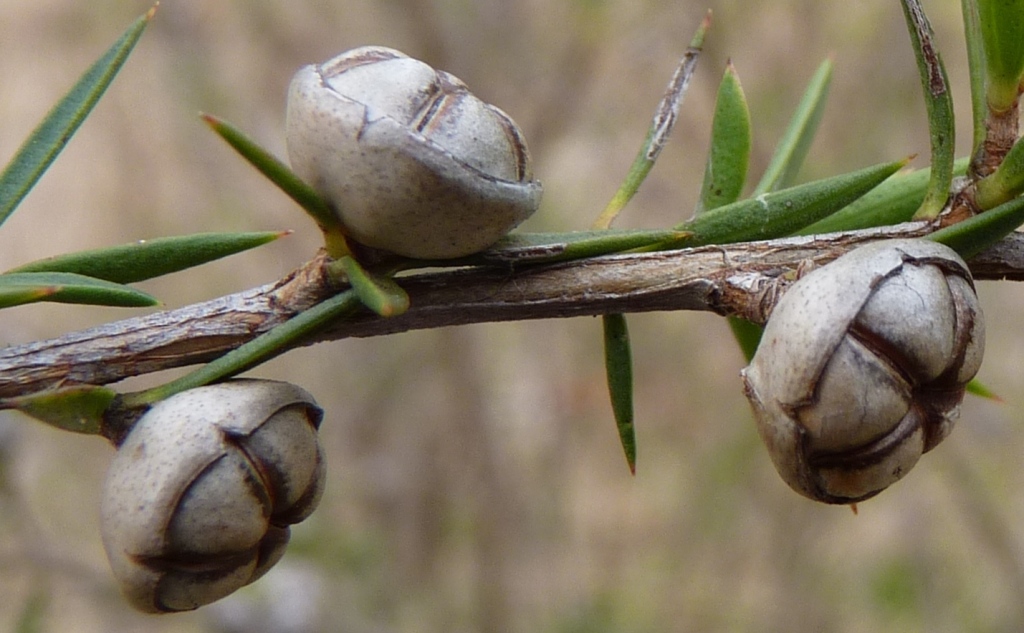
<box><xmin>1</xmin><ymin>1</ymin><xmax>1022</xmax><ymax>631</ymax></box>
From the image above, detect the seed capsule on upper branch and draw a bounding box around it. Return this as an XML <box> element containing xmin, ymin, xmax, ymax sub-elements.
<box><xmin>285</xmin><ymin>46</ymin><xmax>542</xmax><ymax>259</ymax></box>
<box><xmin>100</xmin><ymin>380</ymin><xmax>325</xmax><ymax>613</ymax></box>
<box><xmin>742</xmin><ymin>239</ymin><xmax>985</xmax><ymax>504</ymax></box>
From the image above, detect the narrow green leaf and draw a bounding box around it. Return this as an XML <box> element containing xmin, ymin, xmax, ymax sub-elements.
<box><xmin>593</xmin><ymin>11</ymin><xmax>710</xmax><ymax>229</ymax></box>
<box><xmin>0</xmin><ymin>6</ymin><xmax>155</xmax><ymax>228</ymax></box>
<box><xmin>798</xmin><ymin>157</ymin><xmax>970</xmax><ymax>234</ymax></box>
<box><xmin>7</xmin><ymin>231</ymin><xmax>288</xmax><ymax>283</ymax></box>
<box><xmin>584</xmin><ymin>14</ymin><xmax>711</xmax><ymax>473</ymax></box>
<box><xmin>201</xmin><ymin>114</ymin><xmax>343</xmax><ymax>239</ymax></box>
<box><xmin>580</xmin><ymin>10</ymin><xmax>711</xmax><ymax>467</ymax></box>
<box><xmin>478</xmin><ymin>229</ymin><xmax>688</xmax><ymax>264</ymax></box>
<box><xmin>975</xmin><ymin>137</ymin><xmax>1024</xmax><ymax>208</ymax></box>
<box><xmin>728</xmin><ymin>317</ymin><xmax>764</xmax><ymax>363</ymax></box>
<box><xmin>966</xmin><ymin>378</ymin><xmax>1003</xmax><ymax>401</ymax></box>
<box><xmin>754</xmin><ymin>59</ymin><xmax>834</xmax><ymax>195</ymax></box>
<box><xmin>676</xmin><ymin>158</ymin><xmax>909</xmax><ymax>245</ymax></box>
<box><xmin>337</xmin><ymin>256</ymin><xmax>410</xmax><ymax>318</ymax></box>
<box><xmin>0</xmin><ymin>272</ymin><xmax>157</xmax><ymax>307</ymax></box>
<box><xmin>977</xmin><ymin>0</ymin><xmax>1024</xmax><ymax>112</ymax></box>
<box><xmin>962</xmin><ymin>0</ymin><xmax>989</xmax><ymax>159</ymax></box>
<box><xmin>695</xmin><ymin>62</ymin><xmax>751</xmax><ymax>215</ymax></box>
<box><xmin>730</xmin><ymin>58</ymin><xmax>832</xmax><ymax>360</ymax></box>
<box><xmin>3</xmin><ymin>385</ymin><xmax>117</xmax><ymax>435</ymax></box>
<box><xmin>602</xmin><ymin>313</ymin><xmax>636</xmax><ymax>475</ymax></box>
<box><xmin>0</xmin><ymin>285</ymin><xmax>59</xmax><ymax>309</ymax></box>
<box><xmin>900</xmin><ymin>0</ymin><xmax>956</xmax><ymax>220</ymax></box>
<box><xmin>926</xmin><ymin>192</ymin><xmax>1024</xmax><ymax>258</ymax></box>
<box><xmin>123</xmin><ymin>290</ymin><xmax>362</xmax><ymax>407</ymax></box>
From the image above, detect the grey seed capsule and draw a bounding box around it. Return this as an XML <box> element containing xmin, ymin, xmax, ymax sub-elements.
<box><xmin>285</xmin><ymin>46</ymin><xmax>542</xmax><ymax>259</ymax></box>
<box><xmin>100</xmin><ymin>380</ymin><xmax>325</xmax><ymax>613</ymax></box>
<box><xmin>742</xmin><ymin>239</ymin><xmax>985</xmax><ymax>504</ymax></box>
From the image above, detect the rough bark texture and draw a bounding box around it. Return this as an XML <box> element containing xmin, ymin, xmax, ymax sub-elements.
<box><xmin>2</xmin><ymin>225</ymin><xmax>1023</xmax><ymax>400</ymax></box>
<box><xmin>972</xmin><ymin>100</ymin><xmax>1021</xmax><ymax>178</ymax></box>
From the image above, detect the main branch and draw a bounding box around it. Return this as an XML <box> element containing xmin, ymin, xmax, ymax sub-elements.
<box><xmin>2</xmin><ymin>223</ymin><xmax>1024</xmax><ymax>400</ymax></box>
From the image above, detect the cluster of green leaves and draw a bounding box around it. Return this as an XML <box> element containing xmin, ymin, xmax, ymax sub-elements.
<box><xmin>587</xmin><ymin>0</ymin><xmax>1024</xmax><ymax>472</ymax></box>
<box><xmin>0</xmin><ymin>7</ymin><xmax>289</xmax><ymax>431</ymax></box>
<box><xmin>0</xmin><ymin>8</ymin><xmax>285</xmax><ymax>313</ymax></box>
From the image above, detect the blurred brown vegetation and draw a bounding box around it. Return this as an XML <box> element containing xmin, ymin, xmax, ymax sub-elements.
<box><xmin>2</xmin><ymin>1</ymin><xmax>1024</xmax><ymax>632</ymax></box>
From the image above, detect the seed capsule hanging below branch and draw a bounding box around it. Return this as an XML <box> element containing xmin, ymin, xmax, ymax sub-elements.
<box><xmin>285</xmin><ymin>46</ymin><xmax>543</xmax><ymax>259</ymax></box>
<box><xmin>742</xmin><ymin>239</ymin><xmax>985</xmax><ymax>504</ymax></box>
<box><xmin>100</xmin><ymin>380</ymin><xmax>326</xmax><ymax>613</ymax></box>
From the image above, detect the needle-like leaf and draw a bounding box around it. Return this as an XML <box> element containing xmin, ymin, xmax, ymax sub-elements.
<box><xmin>730</xmin><ymin>58</ymin><xmax>832</xmax><ymax>360</ymax></box>
<box><xmin>695</xmin><ymin>62</ymin><xmax>751</xmax><ymax>215</ymax></box>
<box><xmin>592</xmin><ymin>11</ymin><xmax>711</xmax><ymax>229</ymax></box>
<box><xmin>961</xmin><ymin>0</ymin><xmax>988</xmax><ymax>160</ymax></box>
<box><xmin>122</xmin><ymin>290</ymin><xmax>362</xmax><ymax>407</ymax></box>
<box><xmin>975</xmin><ymin>136</ymin><xmax>1024</xmax><ymax>208</ymax></box>
<box><xmin>0</xmin><ymin>272</ymin><xmax>157</xmax><ymax>308</ymax></box>
<box><xmin>754</xmin><ymin>59</ymin><xmax>833</xmax><ymax>195</ymax></box>
<box><xmin>966</xmin><ymin>379</ymin><xmax>1003</xmax><ymax>401</ymax></box>
<box><xmin>927</xmin><ymin>191</ymin><xmax>1024</xmax><ymax>258</ymax></box>
<box><xmin>201</xmin><ymin>114</ymin><xmax>351</xmax><ymax>257</ymax></box>
<box><xmin>677</xmin><ymin>158</ymin><xmax>908</xmax><ymax>245</ymax></box>
<box><xmin>590</xmin><ymin>12</ymin><xmax>710</xmax><ymax>475</ymax></box>
<box><xmin>0</xmin><ymin>6</ymin><xmax>155</xmax><ymax>227</ymax></box>
<box><xmin>900</xmin><ymin>0</ymin><xmax>956</xmax><ymax>221</ymax></box>
<box><xmin>603</xmin><ymin>313</ymin><xmax>636</xmax><ymax>474</ymax></box>
<box><xmin>798</xmin><ymin>158</ymin><xmax>970</xmax><ymax>234</ymax></box>
<box><xmin>977</xmin><ymin>0</ymin><xmax>1024</xmax><ymax>112</ymax></box>
<box><xmin>7</xmin><ymin>231</ymin><xmax>288</xmax><ymax>283</ymax></box>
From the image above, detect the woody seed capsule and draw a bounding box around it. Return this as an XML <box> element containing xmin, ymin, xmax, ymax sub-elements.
<box><xmin>742</xmin><ymin>239</ymin><xmax>985</xmax><ymax>504</ymax></box>
<box><xmin>100</xmin><ymin>380</ymin><xmax>326</xmax><ymax>612</ymax></box>
<box><xmin>285</xmin><ymin>46</ymin><xmax>542</xmax><ymax>259</ymax></box>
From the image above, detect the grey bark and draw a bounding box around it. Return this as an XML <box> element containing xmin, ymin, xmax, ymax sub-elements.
<box><xmin>2</xmin><ymin>224</ymin><xmax>1023</xmax><ymax>400</ymax></box>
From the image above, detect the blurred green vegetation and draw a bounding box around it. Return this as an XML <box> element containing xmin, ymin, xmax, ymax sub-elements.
<box><xmin>0</xmin><ymin>1</ymin><xmax>1022</xmax><ymax>632</ymax></box>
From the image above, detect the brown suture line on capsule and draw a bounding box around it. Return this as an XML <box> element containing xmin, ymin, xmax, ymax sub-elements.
<box><xmin>807</xmin><ymin>407</ymin><xmax>924</xmax><ymax>470</ymax></box>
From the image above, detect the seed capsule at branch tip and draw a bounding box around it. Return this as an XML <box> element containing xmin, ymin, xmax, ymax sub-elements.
<box><xmin>741</xmin><ymin>239</ymin><xmax>985</xmax><ymax>504</ymax></box>
<box><xmin>99</xmin><ymin>380</ymin><xmax>326</xmax><ymax>613</ymax></box>
<box><xmin>285</xmin><ymin>45</ymin><xmax>543</xmax><ymax>259</ymax></box>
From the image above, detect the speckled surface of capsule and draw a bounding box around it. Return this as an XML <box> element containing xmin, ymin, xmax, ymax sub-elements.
<box><xmin>285</xmin><ymin>46</ymin><xmax>542</xmax><ymax>259</ymax></box>
<box><xmin>100</xmin><ymin>380</ymin><xmax>325</xmax><ymax>613</ymax></box>
<box><xmin>742</xmin><ymin>239</ymin><xmax>985</xmax><ymax>504</ymax></box>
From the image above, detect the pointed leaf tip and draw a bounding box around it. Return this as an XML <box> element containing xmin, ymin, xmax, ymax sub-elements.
<box><xmin>692</xmin><ymin>9</ymin><xmax>712</xmax><ymax>48</ymax></box>
<box><xmin>7</xmin><ymin>231</ymin><xmax>289</xmax><ymax>284</ymax></box>
<box><xmin>602</xmin><ymin>313</ymin><xmax>637</xmax><ymax>474</ymax></box>
<box><xmin>202</xmin><ymin>113</ymin><xmax>341</xmax><ymax>236</ymax></box>
<box><xmin>900</xmin><ymin>0</ymin><xmax>955</xmax><ymax>221</ymax></box>
<box><xmin>695</xmin><ymin>60</ymin><xmax>751</xmax><ymax>216</ymax></box>
<box><xmin>966</xmin><ymin>378</ymin><xmax>1003</xmax><ymax>402</ymax></box>
<box><xmin>593</xmin><ymin>12</ymin><xmax>709</xmax><ymax>228</ymax></box>
<box><xmin>681</xmin><ymin>157</ymin><xmax>907</xmax><ymax>244</ymax></box>
<box><xmin>0</xmin><ymin>6</ymin><xmax>152</xmax><ymax>228</ymax></box>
